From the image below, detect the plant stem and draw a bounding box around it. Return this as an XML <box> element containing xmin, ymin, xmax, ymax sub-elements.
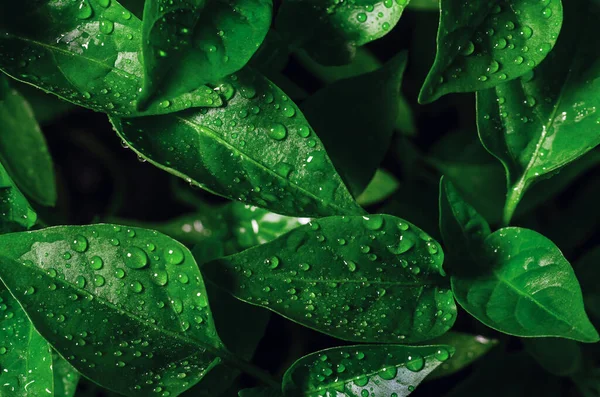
<box><xmin>502</xmin><ymin>186</ymin><xmax>524</xmax><ymax>227</ymax></box>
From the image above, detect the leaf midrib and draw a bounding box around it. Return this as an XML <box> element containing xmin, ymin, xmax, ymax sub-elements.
<box><xmin>174</xmin><ymin>115</ymin><xmax>357</xmax><ymax>215</ymax></box>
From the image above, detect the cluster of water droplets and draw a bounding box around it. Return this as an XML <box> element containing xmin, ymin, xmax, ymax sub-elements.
<box><xmin>218</xmin><ymin>215</ymin><xmax>454</xmax><ymax>342</ymax></box>
<box><xmin>10</xmin><ymin>225</ymin><xmax>219</xmax><ymax>396</ymax></box>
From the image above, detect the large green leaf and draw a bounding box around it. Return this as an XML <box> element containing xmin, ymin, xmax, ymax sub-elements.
<box><xmin>204</xmin><ymin>214</ymin><xmax>456</xmax><ymax>343</ymax></box>
<box><xmin>0</xmin><ymin>162</ymin><xmax>37</xmax><ymax>233</ymax></box>
<box><xmin>302</xmin><ymin>51</ymin><xmax>408</xmax><ymax>196</ymax></box>
<box><xmin>440</xmin><ymin>178</ymin><xmax>599</xmax><ymax>342</ymax></box>
<box><xmin>0</xmin><ymin>284</ymin><xmax>54</xmax><ymax>396</ymax></box>
<box><xmin>276</xmin><ymin>0</ymin><xmax>410</xmax><ymax>66</ymax></box>
<box><xmin>112</xmin><ymin>69</ymin><xmax>362</xmax><ymax>218</ymax></box>
<box><xmin>139</xmin><ymin>0</ymin><xmax>271</xmax><ymax>108</ymax></box>
<box><xmin>419</xmin><ymin>0</ymin><xmax>563</xmax><ymax>103</ymax></box>
<box><xmin>476</xmin><ymin>0</ymin><xmax>600</xmax><ymax>224</ymax></box>
<box><xmin>283</xmin><ymin>344</ymin><xmax>455</xmax><ymax>396</ymax></box>
<box><xmin>53</xmin><ymin>353</ymin><xmax>81</xmax><ymax>397</ymax></box>
<box><xmin>0</xmin><ymin>225</ymin><xmax>229</xmax><ymax>396</ymax></box>
<box><xmin>0</xmin><ymin>0</ymin><xmax>222</xmax><ymax>116</ymax></box>
<box><xmin>0</xmin><ymin>75</ymin><xmax>56</xmax><ymax>207</ymax></box>
<box><xmin>424</xmin><ymin>331</ymin><xmax>498</xmax><ymax>380</ymax></box>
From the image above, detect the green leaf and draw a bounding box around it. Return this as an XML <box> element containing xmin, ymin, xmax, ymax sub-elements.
<box><xmin>0</xmin><ymin>75</ymin><xmax>56</xmax><ymax>207</ymax></box>
<box><xmin>239</xmin><ymin>388</ymin><xmax>282</xmax><ymax>397</ymax></box>
<box><xmin>0</xmin><ymin>283</ymin><xmax>54</xmax><ymax>396</ymax></box>
<box><xmin>356</xmin><ymin>169</ymin><xmax>400</xmax><ymax>207</ymax></box>
<box><xmin>0</xmin><ymin>0</ymin><xmax>222</xmax><ymax>117</ymax></box>
<box><xmin>111</xmin><ymin>69</ymin><xmax>362</xmax><ymax>218</ymax></box>
<box><xmin>419</xmin><ymin>0</ymin><xmax>563</xmax><ymax>103</ymax></box>
<box><xmin>441</xmin><ymin>180</ymin><xmax>599</xmax><ymax>342</ymax></box>
<box><xmin>445</xmin><ymin>353</ymin><xmax>562</xmax><ymax>397</ymax></box>
<box><xmin>0</xmin><ymin>225</ymin><xmax>228</xmax><ymax>396</ymax></box>
<box><xmin>476</xmin><ymin>0</ymin><xmax>600</xmax><ymax>224</ymax></box>
<box><xmin>0</xmin><ymin>162</ymin><xmax>37</xmax><ymax>233</ymax></box>
<box><xmin>204</xmin><ymin>214</ymin><xmax>456</xmax><ymax>343</ymax></box>
<box><xmin>302</xmin><ymin>51</ymin><xmax>408</xmax><ymax>196</ymax></box>
<box><xmin>283</xmin><ymin>344</ymin><xmax>455</xmax><ymax>396</ymax></box>
<box><xmin>53</xmin><ymin>353</ymin><xmax>81</xmax><ymax>397</ymax></box>
<box><xmin>408</xmin><ymin>0</ymin><xmax>438</xmax><ymax>11</ymax></box>
<box><xmin>276</xmin><ymin>0</ymin><xmax>410</xmax><ymax>66</ymax></box>
<box><xmin>110</xmin><ymin>202</ymin><xmax>305</xmax><ymax>252</ymax></box>
<box><xmin>522</xmin><ymin>338</ymin><xmax>582</xmax><ymax>376</ymax></box>
<box><xmin>139</xmin><ymin>0</ymin><xmax>272</xmax><ymax>109</ymax></box>
<box><xmin>424</xmin><ymin>331</ymin><xmax>498</xmax><ymax>380</ymax></box>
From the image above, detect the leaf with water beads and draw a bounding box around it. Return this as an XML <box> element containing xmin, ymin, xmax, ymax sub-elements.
<box><xmin>0</xmin><ymin>225</ymin><xmax>229</xmax><ymax>396</ymax></box>
<box><xmin>0</xmin><ymin>284</ymin><xmax>54</xmax><ymax>396</ymax></box>
<box><xmin>139</xmin><ymin>0</ymin><xmax>272</xmax><ymax>109</ymax></box>
<box><xmin>0</xmin><ymin>0</ymin><xmax>222</xmax><ymax>117</ymax></box>
<box><xmin>282</xmin><ymin>344</ymin><xmax>455</xmax><ymax>397</ymax></box>
<box><xmin>204</xmin><ymin>214</ymin><xmax>456</xmax><ymax>343</ymax></box>
<box><xmin>276</xmin><ymin>0</ymin><xmax>411</xmax><ymax>66</ymax></box>
<box><xmin>419</xmin><ymin>0</ymin><xmax>563</xmax><ymax>103</ymax></box>
<box><xmin>477</xmin><ymin>0</ymin><xmax>600</xmax><ymax>224</ymax></box>
<box><xmin>0</xmin><ymin>161</ymin><xmax>37</xmax><ymax>233</ymax></box>
<box><xmin>111</xmin><ymin>68</ymin><xmax>362</xmax><ymax>218</ymax></box>
<box><xmin>53</xmin><ymin>353</ymin><xmax>81</xmax><ymax>397</ymax></box>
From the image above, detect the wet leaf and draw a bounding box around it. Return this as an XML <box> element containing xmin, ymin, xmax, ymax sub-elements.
<box><xmin>419</xmin><ymin>0</ymin><xmax>563</xmax><ymax>103</ymax></box>
<box><xmin>0</xmin><ymin>284</ymin><xmax>54</xmax><ymax>396</ymax></box>
<box><xmin>111</xmin><ymin>68</ymin><xmax>362</xmax><ymax>218</ymax></box>
<box><xmin>440</xmin><ymin>178</ymin><xmax>599</xmax><ymax>342</ymax></box>
<box><xmin>204</xmin><ymin>214</ymin><xmax>456</xmax><ymax>343</ymax></box>
<box><xmin>139</xmin><ymin>0</ymin><xmax>272</xmax><ymax>108</ymax></box>
<box><xmin>0</xmin><ymin>162</ymin><xmax>37</xmax><ymax>233</ymax></box>
<box><xmin>283</xmin><ymin>344</ymin><xmax>455</xmax><ymax>396</ymax></box>
<box><xmin>303</xmin><ymin>51</ymin><xmax>408</xmax><ymax>196</ymax></box>
<box><xmin>0</xmin><ymin>225</ymin><xmax>228</xmax><ymax>396</ymax></box>
<box><xmin>477</xmin><ymin>0</ymin><xmax>600</xmax><ymax>224</ymax></box>
<box><xmin>276</xmin><ymin>0</ymin><xmax>410</xmax><ymax>65</ymax></box>
<box><xmin>0</xmin><ymin>75</ymin><xmax>56</xmax><ymax>206</ymax></box>
<box><xmin>53</xmin><ymin>353</ymin><xmax>80</xmax><ymax>397</ymax></box>
<box><xmin>0</xmin><ymin>0</ymin><xmax>222</xmax><ymax>116</ymax></box>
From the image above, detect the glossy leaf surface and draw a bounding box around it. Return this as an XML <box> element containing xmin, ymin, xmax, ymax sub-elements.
<box><xmin>303</xmin><ymin>51</ymin><xmax>408</xmax><ymax>196</ymax></box>
<box><xmin>419</xmin><ymin>0</ymin><xmax>563</xmax><ymax>103</ymax></box>
<box><xmin>441</xmin><ymin>181</ymin><xmax>599</xmax><ymax>342</ymax></box>
<box><xmin>425</xmin><ymin>331</ymin><xmax>497</xmax><ymax>380</ymax></box>
<box><xmin>0</xmin><ymin>284</ymin><xmax>54</xmax><ymax>396</ymax></box>
<box><xmin>53</xmin><ymin>354</ymin><xmax>80</xmax><ymax>397</ymax></box>
<box><xmin>0</xmin><ymin>76</ymin><xmax>56</xmax><ymax>206</ymax></box>
<box><xmin>0</xmin><ymin>162</ymin><xmax>37</xmax><ymax>233</ymax></box>
<box><xmin>477</xmin><ymin>0</ymin><xmax>600</xmax><ymax>224</ymax></box>
<box><xmin>204</xmin><ymin>214</ymin><xmax>456</xmax><ymax>343</ymax></box>
<box><xmin>283</xmin><ymin>344</ymin><xmax>455</xmax><ymax>396</ymax></box>
<box><xmin>0</xmin><ymin>225</ymin><xmax>226</xmax><ymax>396</ymax></box>
<box><xmin>276</xmin><ymin>0</ymin><xmax>410</xmax><ymax>65</ymax></box>
<box><xmin>140</xmin><ymin>0</ymin><xmax>272</xmax><ymax>108</ymax></box>
<box><xmin>0</xmin><ymin>0</ymin><xmax>222</xmax><ymax>116</ymax></box>
<box><xmin>112</xmin><ymin>69</ymin><xmax>362</xmax><ymax>218</ymax></box>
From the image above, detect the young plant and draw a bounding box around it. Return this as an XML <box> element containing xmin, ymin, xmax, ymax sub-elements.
<box><xmin>0</xmin><ymin>0</ymin><xmax>599</xmax><ymax>396</ymax></box>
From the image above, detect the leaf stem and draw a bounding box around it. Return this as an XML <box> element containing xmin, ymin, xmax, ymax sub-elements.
<box><xmin>220</xmin><ymin>350</ymin><xmax>280</xmax><ymax>389</ymax></box>
<box><xmin>502</xmin><ymin>186</ymin><xmax>524</xmax><ymax>227</ymax></box>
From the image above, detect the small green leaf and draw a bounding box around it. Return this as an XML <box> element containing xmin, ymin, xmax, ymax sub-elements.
<box><xmin>419</xmin><ymin>0</ymin><xmax>563</xmax><ymax>103</ymax></box>
<box><xmin>0</xmin><ymin>75</ymin><xmax>56</xmax><ymax>207</ymax></box>
<box><xmin>204</xmin><ymin>214</ymin><xmax>456</xmax><ymax>343</ymax></box>
<box><xmin>0</xmin><ymin>0</ymin><xmax>222</xmax><ymax>116</ymax></box>
<box><xmin>53</xmin><ymin>353</ymin><xmax>81</xmax><ymax>397</ymax></box>
<box><xmin>0</xmin><ymin>283</ymin><xmax>54</xmax><ymax>396</ymax></box>
<box><xmin>441</xmin><ymin>180</ymin><xmax>599</xmax><ymax>342</ymax></box>
<box><xmin>409</xmin><ymin>0</ymin><xmax>438</xmax><ymax>11</ymax></box>
<box><xmin>283</xmin><ymin>344</ymin><xmax>455</xmax><ymax>396</ymax></box>
<box><xmin>0</xmin><ymin>225</ymin><xmax>227</xmax><ymax>396</ymax></box>
<box><xmin>523</xmin><ymin>338</ymin><xmax>582</xmax><ymax>376</ymax></box>
<box><xmin>302</xmin><ymin>51</ymin><xmax>408</xmax><ymax>196</ymax></box>
<box><xmin>424</xmin><ymin>332</ymin><xmax>497</xmax><ymax>380</ymax></box>
<box><xmin>356</xmin><ymin>169</ymin><xmax>400</xmax><ymax>207</ymax></box>
<box><xmin>140</xmin><ymin>0</ymin><xmax>272</xmax><ymax>108</ymax></box>
<box><xmin>111</xmin><ymin>69</ymin><xmax>362</xmax><ymax>218</ymax></box>
<box><xmin>276</xmin><ymin>0</ymin><xmax>410</xmax><ymax>65</ymax></box>
<box><xmin>477</xmin><ymin>0</ymin><xmax>600</xmax><ymax>224</ymax></box>
<box><xmin>0</xmin><ymin>162</ymin><xmax>37</xmax><ymax>233</ymax></box>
